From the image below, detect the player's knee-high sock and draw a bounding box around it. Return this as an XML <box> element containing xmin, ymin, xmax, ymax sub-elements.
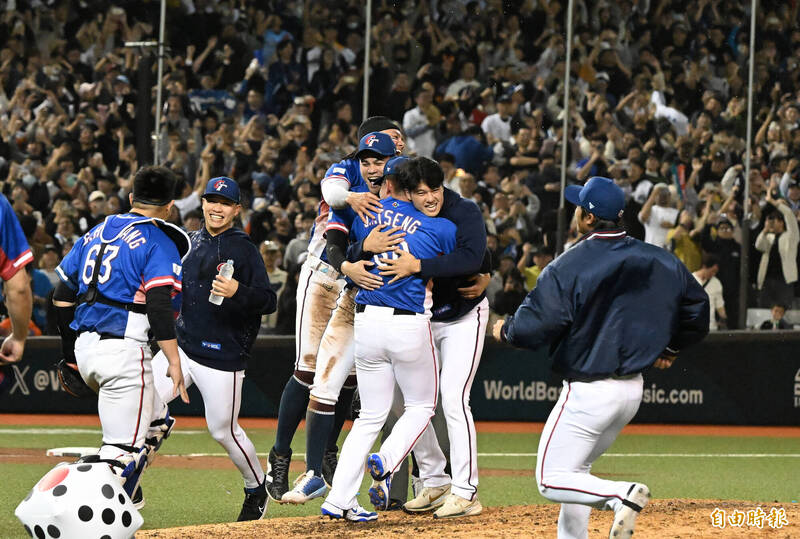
<box><xmin>274</xmin><ymin>376</ymin><xmax>309</xmax><ymax>455</ymax></box>
<box><xmin>327</xmin><ymin>385</ymin><xmax>356</xmax><ymax>451</ymax></box>
<box><xmin>305</xmin><ymin>407</ymin><xmax>334</xmax><ymax>476</ymax></box>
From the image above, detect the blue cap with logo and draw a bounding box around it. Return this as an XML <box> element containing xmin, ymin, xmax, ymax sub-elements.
<box><xmin>564</xmin><ymin>176</ymin><xmax>625</xmax><ymax>221</ymax></box>
<box><xmin>384</xmin><ymin>155</ymin><xmax>409</xmax><ymax>177</ymax></box>
<box><xmin>355</xmin><ymin>132</ymin><xmax>396</xmax><ymax>159</ymax></box>
<box><xmin>203</xmin><ymin>176</ymin><xmax>240</xmax><ymax>203</ymax></box>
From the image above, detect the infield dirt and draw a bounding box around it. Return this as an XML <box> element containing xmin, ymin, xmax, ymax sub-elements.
<box><xmin>135</xmin><ymin>500</ymin><xmax>799</xmax><ymax>538</ymax></box>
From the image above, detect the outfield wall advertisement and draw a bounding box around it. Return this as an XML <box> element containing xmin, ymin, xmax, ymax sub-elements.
<box><xmin>1</xmin><ymin>333</ymin><xmax>799</xmax><ymax>425</ymax></box>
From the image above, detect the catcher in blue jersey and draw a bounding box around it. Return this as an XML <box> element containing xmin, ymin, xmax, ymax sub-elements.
<box><xmin>52</xmin><ymin>166</ymin><xmax>191</xmax><ymax>508</ymax></box>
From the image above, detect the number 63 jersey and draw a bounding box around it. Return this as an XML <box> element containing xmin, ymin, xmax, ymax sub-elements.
<box><xmin>56</xmin><ymin>213</ymin><xmax>189</xmax><ymax>342</ymax></box>
<box><xmin>328</xmin><ymin>197</ymin><xmax>456</xmax><ymax>314</ymax></box>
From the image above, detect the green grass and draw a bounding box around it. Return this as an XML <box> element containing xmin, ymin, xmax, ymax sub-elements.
<box><xmin>1</xmin><ymin>424</ymin><xmax>798</xmax><ymax>538</ymax></box>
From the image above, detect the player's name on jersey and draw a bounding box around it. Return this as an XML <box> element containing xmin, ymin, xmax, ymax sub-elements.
<box><xmin>371</xmin><ymin>208</ymin><xmax>422</xmax><ymax>234</ymax></box>
<box><xmin>83</xmin><ymin>224</ymin><xmax>147</xmax><ymax>249</ymax></box>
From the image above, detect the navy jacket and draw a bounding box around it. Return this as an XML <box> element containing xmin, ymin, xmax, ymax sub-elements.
<box><xmin>503</xmin><ymin>228</ymin><xmax>709</xmax><ymax>380</ymax></box>
<box><xmin>176</xmin><ymin>226</ymin><xmax>276</xmax><ymax>371</ymax></box>
<box><xmin>425</xmin><ymin>188</ymin><xmax>489</xmax><ymax>322</ymax></box>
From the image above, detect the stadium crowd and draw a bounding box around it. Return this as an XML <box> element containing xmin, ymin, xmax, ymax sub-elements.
<box><xmin>1</xmin><ymin>0</ymin><xmax>799</xmax><ymax>334</ymax></box>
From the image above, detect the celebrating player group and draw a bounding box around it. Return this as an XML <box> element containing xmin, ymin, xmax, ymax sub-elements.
<box><xmin>34</xmin><ymin>116</ymin><xmax>708</xmax><ymax>538</ymax></box>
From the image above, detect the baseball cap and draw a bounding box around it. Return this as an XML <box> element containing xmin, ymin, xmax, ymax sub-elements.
<box><xmin>564</xmin><ymin>176</ymin><xmax>625</xmax><ymax>221</ymax></box>
<box><xmin>262</xmin><ymin>240</ymin><xmax>280</xmax><ymax>251</ymax></box>
<box><xmin>355</xmin><ymin>132</ymin><xmax>396</xmax><ymax>159</ymax></box>
<box><xmin>203</xmin><ymin>176</ymin><xmax>240</xmax><ymax>203</ymax></box>
<box><xmin>89</xmin><ymin>190</ymin><xmax>106</xmax><ymax>202</ymax></box>
<box><xmin>384</xmin><ymin>155</ymin><xmax>409</xmax><ymax>177</ymax></box>
<box><xmin>115</xmin><ymin>74</ymin><xmax>130</xmax><ymax>85</ymax></box>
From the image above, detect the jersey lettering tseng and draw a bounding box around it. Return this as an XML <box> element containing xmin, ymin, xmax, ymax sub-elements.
<box><xmin>333</xmin><ymin>198</ymin><xmax>456</xmax><ymax>313</ymax></box>
<box><xmin>307</xmin><ymin>159</ymin><xmax>368</xmax><ymax>261</ymax></box>
<box><xmin>56</xmin><ymin>214</ymin><xmax>184</xmax><ymax>342</ymax></box>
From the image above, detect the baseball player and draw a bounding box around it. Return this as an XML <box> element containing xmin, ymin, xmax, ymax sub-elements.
<box><xmin>0</xmin><ymin>194</ymin><xmax>33</xmax><ymax>365</ymax></box>
<box><xmin>150</xmin><ymin>177</ymin><xmax>277</xmax><ymax>521</ymax></box>
<box><xmin>268</xmin><ymin>122</ymin><xmax>403</xmax><ymax>504</ymax></box>
<box><xmin>493</xmin><ymin>176</ymin><xmax>709</xmax><ymax>538</ymax></box>
<box><xmin>51</xmin><ymin>166</ymin><xmax>191</xmax><ymax>507</ymax></box>
<box><xmin>320</xmin><ymin>156</ymin><xmax>457</xmax><ymax>522</ymax></box>
<box><xmin>370</xmin><ymin>169</ymin><xmax>491</xmax><ymax>518</ymax></box>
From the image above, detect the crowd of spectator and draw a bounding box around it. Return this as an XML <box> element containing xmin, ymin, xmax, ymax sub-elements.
<box><xmin>2</xmin><ymin>0</ymin><xmax>800</xmax><ymax>335</ymax></box>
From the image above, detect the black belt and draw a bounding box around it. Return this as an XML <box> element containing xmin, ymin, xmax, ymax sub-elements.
<box><xmin>355</xmin><ymin>304</ymin><xmax>416</xmax><ymax>315</ymax></box>
<box><xmin>78</xmin><ymin>331</ymin><xmax>124</xmax><ymax>340</ymax></box>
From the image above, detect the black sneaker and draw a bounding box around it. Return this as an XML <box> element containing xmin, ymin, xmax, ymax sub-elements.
<box><xmin>237</xmin><ymin>482</ymin><xmax>268</xmax><ymax>521</ymax></box>
<box><xmin>322</xmin><ymin>447</ymin><xmax>338</xmax><ymax>488</ymax></box>
<box><xmin>266</xmin><ymin>447</ymin><xmax>291</xmax><ymax>503</ymax></box>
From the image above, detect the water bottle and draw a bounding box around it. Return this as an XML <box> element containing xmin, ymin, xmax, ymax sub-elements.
<box><xmin>209</xmin><ymin>259</ymin><xmax>234</xmax><ymax>305</ymax></box>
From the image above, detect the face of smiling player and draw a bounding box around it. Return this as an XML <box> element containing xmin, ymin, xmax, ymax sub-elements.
<box><xmin>202</xmin><ymin>194</ymin><xmax>241</xmax><ymax>236</ymax></box>
<box><xmin>409</xmin><ymin>181</ymin><xmax>444</xmax><ymax>217</ymax></box>
<box><xmin>380</xmin><ymin>128</ymin><xmax>405</xmax><ymax>154</ymax></box>
<box><xmin>360</xmin><ymin>155</ymin><xmax>389</xmax><ymax>186</ymax></box>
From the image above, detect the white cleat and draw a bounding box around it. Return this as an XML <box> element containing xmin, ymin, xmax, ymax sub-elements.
<box><xmin>403</xmin><ymin>485</ymin><xmax>451</xmax><ymax>513</ymax></box>
<box><xmin>433</xmin><ymin>493</ymin><xmax>483</xmax><ymax>519</ymax></box>
<box><xmin>609</xmin><ymin>483</ymin><xmax>651</xmax><ymax>538</ymax></box>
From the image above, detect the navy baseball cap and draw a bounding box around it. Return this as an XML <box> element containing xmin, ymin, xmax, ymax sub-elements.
<box><xmin>384</xmin><ymin>155</ymin><xmax>409</xmax><ymax>176</ymax></box>
<box><xmin>564</xmin><ymin>176</ymin><xmax>625</xmax><ymax>221</ymax></box>
<box><xmin>355</xmin><ymin>132</ymin><xmax>396</xmax><ymax>159</ymax></box>
<box><xmin>203</xmin><ymin>176</ymin><xmax>240</xmax><ymax>203</ymax></box>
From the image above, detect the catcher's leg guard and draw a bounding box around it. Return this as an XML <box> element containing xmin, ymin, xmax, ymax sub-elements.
<box><xmin>145</xmin><ymin>406</ymin><xmax>175</xmax><ymax>464</ymax></box>
<box><xmin>105</xmin><ymin>445</ymin><xmax>149</xmax><ymax>499</ymax></box>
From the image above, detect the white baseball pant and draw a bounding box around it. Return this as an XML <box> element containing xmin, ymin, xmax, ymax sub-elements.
<box><xmin>75</xmin><ymin>332</ymin><xmax>154</xmax><ymax>461</ymax></box>
<box><xmin>151</xmin><ymin>346</ymin><xmax>264</xmax><ymax>489</ymax></box>
<box><xmin>536</xmin><ymin>374</ymin><xmax>644</xmax><ymax>539</ymax></box>
<box><xmin>413</xmin><ymin>298</ymin><xmax>489</xmax><ymax>498</ymax></box>
<box><xmin>294</xmin><ymin>256</ymin><xmax>345</xmax><ymax>379</ymax></box>
<box><xmin>309</xmin><ymin>286</ymin><xmax>357</xmax><ymax>409</ymax></box>
<box><xmin>325</xmin><ymin>305</ymin><xmax>439</xmax><ymax>510</ymax></box>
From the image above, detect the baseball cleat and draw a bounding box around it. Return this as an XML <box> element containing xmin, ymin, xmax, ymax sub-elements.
<box><xmin>403</xmin><ymin>484</ymin><xmax>451</xmax><ymax>513</ymax></box>
<box><xmin>237</xmin><ymin>480</ymin><xmax>269</xmax><ymax>521</ymax></box>
<box><xmin>282</xmin><ymin>470</ymin><xmax>328</xmax><ymax>504</ymax></box>
<box><xmin>265</xmin><ymin>447</ymin><xmax>292</xmax><ymax>503</ymax></box>
<box><xmin>322</xmin><ymin>447</ymin><xmax>338</xmax><ymax>488</ymax></box>
<box><xmin>321</xmin><ymin>501</ymin><xmax>377</xmax><ymax>521</ymax></box>
<box><xmin>366</xmin><ymin>453</ymin><xmax>387</xmax><ymax>480</ymax></box>
<box><xmin>609</xmin><ymin>483</ymin><xmax>650</xmax><ymax>538</ymax></box>
<box><xmin>433</xmin><ymin>493</ymin><xmax>483</xmax><ymax>519</ymax></box>
<box><xmin>368</xmin><ymin>476</ymin><xmax>392</xmax><ymax>511</ymax></box>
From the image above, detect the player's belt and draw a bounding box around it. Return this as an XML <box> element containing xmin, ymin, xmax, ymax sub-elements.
<box><xmin>77</xmin><ymin>331</ymin><xmax>124</xmax><ymax>340</ymax></box>
<box><xmin>355</xmin><ymin>304</ymin><xmax>416</xmax><ymax>316</ymax></box>
<box><xmin>306</xmin><ymin>255</ymin><xmax>340</xmax><ymax>281</ymax></box>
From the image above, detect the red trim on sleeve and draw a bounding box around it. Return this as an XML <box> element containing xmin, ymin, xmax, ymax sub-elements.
<box><xmin>143</xmin><ymin>276</ymin><xmax>178</xmax><ymax>291</ymax></box>
<box><xmin>0</xmin><ymin>248</ymin><xmax>33</xmax><ymax>281</ymax></box>
<box><xmin>325</xmin><ymin>222</ymin><xmax>349</xmax><ymax>234</ymax></box>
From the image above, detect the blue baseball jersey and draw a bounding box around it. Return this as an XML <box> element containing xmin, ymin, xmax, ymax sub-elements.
<box><xmin>0</xmin><ymin>194</ymin><xmax>33</xmax><ymax>281</ymax></box>
<box><xmin>343</xmin><ymin>197</ymin><xmax>457</xmax><ymax>313</ymax></box>
<box><xmin>307</xmin><ymin>158</ymin><xmax>369</xmax><ymax>262</ymax></box>
<box><xmin>56</xmin><ymin>214</ymin><xmax>184</xmax><ymax>342</ymax></box>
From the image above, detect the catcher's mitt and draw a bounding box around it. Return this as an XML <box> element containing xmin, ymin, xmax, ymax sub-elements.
<box><xmin>56</xmin><ymin>359</ymin><xmax>95</xmax><ymax>398</ymax></box>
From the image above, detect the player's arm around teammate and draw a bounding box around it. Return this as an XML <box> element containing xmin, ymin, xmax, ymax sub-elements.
<box><xmin>150</xmin><ymin>177</ymin><xmax>277</xmax><ymax>521</ymax></box>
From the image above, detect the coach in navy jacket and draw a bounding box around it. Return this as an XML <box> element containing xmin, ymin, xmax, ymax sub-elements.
<box><xmin>176</xmin><ymin>185</ymin><xmax>276</xmax><ymax>372</ymax></box>
<box><xmin>496</xmin><ymin>176</ymin><xmax>709</xmax><ymax>380</ymax></box>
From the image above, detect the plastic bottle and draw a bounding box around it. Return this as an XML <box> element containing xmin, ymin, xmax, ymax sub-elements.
<box><xmin>209</xmin><ymin>259</ymin><xmax>234</xmax><ymax>305</ymax></box>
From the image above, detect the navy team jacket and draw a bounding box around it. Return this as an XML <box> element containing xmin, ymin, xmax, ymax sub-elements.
<box><xmin>176</xmin><ymin>226</ymin><xmax>276</xmax><ymax>371</ymax></box>
<box><xmin>503</xmin><ymin>229</ymin><xmax>709</xmax><ymax>380</ymax></box>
